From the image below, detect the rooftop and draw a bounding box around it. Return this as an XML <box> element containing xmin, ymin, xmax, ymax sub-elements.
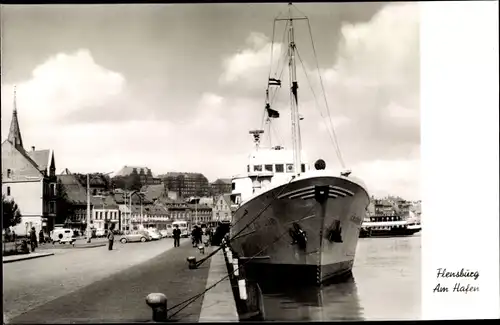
<box><xmin>114</xmin><ymin>166</ymin><xmax>155</xmax><ymax>177</ymax></box>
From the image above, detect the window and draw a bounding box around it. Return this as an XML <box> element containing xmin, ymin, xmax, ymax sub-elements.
<box><xmin>265</xmin><ymin>164</ymin><xmax>273</xmax><ymax>172</ymax></box>
<box><xmin>301</xmin><ymin>164</ymin><xmax>306</xmax><ymax>173</ymax></box>
<box><xmin>7</xmin><ymin>186</ymin><xmax>11</xmax><ymax>196</ymax></box>
<box><xmin>247</xmin><ymin>165</ymin><xmax>250</xmax><ymax>173</ymax></box>
<box><xmin>253</xmin><ymin>165</ymin><xmax>262</xmax><ymax>172</ymax></box>
<box><xmin>286</xmin><ymin>164</ymin><xmax>294</xmax><ymax>173</ymax></box>
<box><xmin>231</xmin><ymin>182</ymin><xmax>235</xmax><ymax>191</ymax></box>
<box><xmin>7</xmin><ymin>169</ymin><xmax>12</xmax><ymax>178</ymax></box>
<box><xmin>275</xmin><ymin>164</ymin><xmax>284</xmax><ymax>173</ymax></box>
<box><xmin>49</xmin><ymin>201</ymin><xmax>56</xmax><ymax>214</ymax></box>
<box><xmin>50</xmin><ymin>184</ymin><xmax>56</xmax><ymax>196</ymax></box>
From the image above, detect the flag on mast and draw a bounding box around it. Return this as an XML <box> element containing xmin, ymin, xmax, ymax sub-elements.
<box><xmin>265</xmin><ymin>104</ymin><xmax>280</xmax><ymax>118</ymax></box>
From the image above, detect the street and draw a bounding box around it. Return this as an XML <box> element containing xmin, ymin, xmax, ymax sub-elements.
<box><xmin>3</xmin><ymin>238</ymin><xmax>189</xmax><ymax>323</ymax></box>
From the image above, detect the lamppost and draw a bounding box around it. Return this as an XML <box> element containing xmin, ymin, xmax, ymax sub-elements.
<box><xmin>86</xmin><ymin>171</ymin><xmax>113</xmax><ymax>243</ymax></box>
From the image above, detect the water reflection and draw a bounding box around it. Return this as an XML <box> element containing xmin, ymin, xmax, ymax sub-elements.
<box><xmin>260</xmin><ymin>274</ymin><xmax>363</xmax><ymax>321</ymax></box>
<box><xmin>258</xmin><ymin>234</ymin><xmax>421</xmax><ymax>321</ymax></box>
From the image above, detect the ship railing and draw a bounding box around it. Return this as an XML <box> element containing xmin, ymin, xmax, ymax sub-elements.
<box><xmin>362</xmin><ymin>220</ymin><xmax>408</xmax><ymax>227</ymax></box>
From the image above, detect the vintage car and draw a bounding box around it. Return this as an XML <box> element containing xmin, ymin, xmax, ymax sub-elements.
<box><xmin>119</xmin><ymin>230</ymin><xmax>151</xmax><ymax>244</ymax></box>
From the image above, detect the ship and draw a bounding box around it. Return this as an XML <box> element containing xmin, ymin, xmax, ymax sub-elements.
<box><xmin>359</xmin><ymin>198</ymin><xmax>421</xmax><ymax>238</ymax></box>
<box><xmin>228</xmin><ymin>3</ymin><xmax>370</xmax><ymax>286</ymax></box>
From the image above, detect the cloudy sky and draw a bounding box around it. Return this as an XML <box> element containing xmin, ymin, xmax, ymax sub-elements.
<box><xmin>1</xmin><ymin>2</ymin><xmax>420</xmax><ymax>200</ymax></box>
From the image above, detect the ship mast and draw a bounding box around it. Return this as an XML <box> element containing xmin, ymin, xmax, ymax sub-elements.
<box><xmin>287</xmin><ymin>3</ymin><xmax>302</xmax><ymax>176</ymax></box>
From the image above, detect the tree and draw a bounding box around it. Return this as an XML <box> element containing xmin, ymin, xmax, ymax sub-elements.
<box><xmin>146</xmin><ymin>169</ymin><xmax>153</xmax><ymax>177</ymax></box>
<box><xmin>111</xmin><ymin>176</ymin><xmax>127</xmax><ymax>190</ymax></box>
<box><xmin>127</xmin><ymin>168</ymin><xmax>142</xmax><ymax>191</ymax></box>
<box><xmin>2</xmin><ymin>195</ymin><xmax>22</xmax><ymax>230</ymax></box>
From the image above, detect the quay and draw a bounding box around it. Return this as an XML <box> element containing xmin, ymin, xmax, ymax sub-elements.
<box><xmin>7</xmin><ymin>240</ymin><xmax>238</xmax><ymax>323</ymax></box>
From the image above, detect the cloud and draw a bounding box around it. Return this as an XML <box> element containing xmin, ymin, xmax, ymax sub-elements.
<box><xmin>217</xmin><ymin>3</ymin><xmax>420</xmax><ymax>198</ymax></box>
<box><xmin>1</xmin><ymin>50</ymin><xmax>126</xmax><ymax>126</ymax></box>
<box><xmin>219</xmin><ymin>32</ymin><xmax>285</xmax><ymax>94</ymax></box>
<box><xmin>353</xmin><ymin>159</ymin><xmax>420</xmax><ymax>201</ymax></box>
<box><xmin>1</xmin><ymin>3</ymin><xmax>420</xmax><ymax>199</ymax></box>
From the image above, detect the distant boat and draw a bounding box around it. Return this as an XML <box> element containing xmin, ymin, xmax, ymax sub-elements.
<box><xmin>360</xmin><ymin>203</ymin><xmax>421</xmax><ymax>238</ymax></box>
<box><xmin>229</xmin><ymin>3</ymin><xmax>370</xmax><ymax>286</ymax></box>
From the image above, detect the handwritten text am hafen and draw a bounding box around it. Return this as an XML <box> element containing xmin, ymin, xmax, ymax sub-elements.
<box><xmin>433</xmin><ymin>268</ymin><xmax>480</xmax><ymax>294</ymax></box>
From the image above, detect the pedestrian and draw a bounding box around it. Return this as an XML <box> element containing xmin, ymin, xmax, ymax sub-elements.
<box><xmin>107</xmin><ymin>225</ymin><xmax>115</xmax><ymax>251</ymax></box>
<box><xmin>29</xmin><ymin>227</ymin><xmax>37</xmax><ymax>252</ymax></box>
<box><xmin>202</xmin><ymin>228</ymin><xmax>210</xmax><ymax>247</ymax></box>
<box><xmin>172</xmin><ymin>224</ymin><xmax>181</xmax><ymax>248</ymax></box>
<box><xmin>11</xmin><ymin>230</ymin><xmax>16</xmax><ymax>243</ymax></box>
<box><xmin>39</xmin><ymin>229</ymin><xmax>45</xmax><ymax>245</ymax></box>
<box><xmin>195</xmin><ymin>225</ymin><xmax>203</xmax><ymax>246</ymax></box>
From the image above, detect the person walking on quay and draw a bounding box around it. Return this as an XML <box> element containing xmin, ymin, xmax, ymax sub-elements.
<box><xmin>39</xmin><ymin>229</ymin><xmax>45</xmax><ymax>245</ymax></box>
<box><xmin>29</xmin><ymin>227</ymin><xmax>37</xmax><ymax>252</ymax></box>
<box><xmin>107</xmin><ymin>225</ymin><xmax>115</xmax><ymax>251</ymax></box>
<box><xmin>193</xmin><ymin>225</ymin><xmax>203</xmax><ymax>247</ymax></box>
<box><xmin>172</xmin><ymin>224</ymin><xmax>181</xmax><ymax>248</ymax></box>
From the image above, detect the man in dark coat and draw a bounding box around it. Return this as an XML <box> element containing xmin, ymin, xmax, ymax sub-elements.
<box><xmin>29</xmin><ymin>227</ymin><xmax>37</xmax><ymax>252</ymax></box>
<box><xmin>191</xmin><ymin>226</ymin><xmax>198</xmax><ymax>247</ymax></box>
<box><xmin>39</xmin><ymin>229</ymin><xmax>45</xmax><ymax>245</ymax></box>
<box><xmin>194</xmin><ymin>225</ymin><xmax>203</xmax><ymax>246</ymax></box>
<box><xmin>172</xmin><ymin>225</ymin><xmax>181</xmax><ymax>247</ymax></box>
<box><xmin>107</xmin><ymin>225</ymin><xmax>115</xmax><ymax>251</ymax></box>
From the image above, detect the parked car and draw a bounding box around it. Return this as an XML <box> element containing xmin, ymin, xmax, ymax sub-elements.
<box><xmin>119</xmin><ymin>230</ymin><xmax>151</xmax><ymax>244</ymax></box>
<box><xmin>159</xmin><ymin>230</ymin><xmax>169</xmax><ymax>238</ymax></box>
<box><xmin>95</xmin><ymin>229</ymin><xmax>106</xmax><ymax>238</ymax></box>
<box><xmin>145</xmin><ymin>228</ymin><xmax>162</xmax><ymax>240</ymax></box>
<box><xmin>165</xmin><ymin>224</ymin><xmax>174</xmax><ymax>237</ymax></box>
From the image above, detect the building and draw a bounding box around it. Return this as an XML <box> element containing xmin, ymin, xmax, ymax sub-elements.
<box><xmin>56</xmin><ymin>173</ymin><xmax>95</xmax><ymax>233</ymax></box>
<box><xmin>140</xmin><ymin>184</ymin><xmax>169</xmax><ymax>203</ymax></box>
<box><xmin>91</xmin><ymin>195</ymin><xmax>120</xmax><ymax>231</ymax></box>
<box><xmin>112</xmin><ymin>189</ymin><xmax>152</xmax><ymax>231</ymax></box>
<box><xmin>72</xmin><ymin>172</ymin><xmax>113</xmax><ymax>196</ymax></box>
<box><xmin>210</xmin><ymin>178</ymin><xmax>232</xmax><ymax>196</ymax></box>
<box><xmin>114</xmin><ymin>166</ymin><xmax>161</xmax><ymax>186</ymax></box>
<box><xmin>129</xmin><ymin>204</ymin><xmax>170</xmax><ymax>230</ymax></box>
<box><xmin>187</xmin><ymin>203</ymin><xmax>212</xmax><ymax>224</ymax></box>
<box><xmin>2</xmin><ymin>93</ymin><xmax>57</xmax><ymax>237</ymax></box>
<box><xmin>163</xmin><ymin>199</ymin><xmax>190</xmax><ymax>221</ymax></box>
<box><xmin>159</xmin><ymin>172</ymin><xmax>210</xmax><ymax>199</ymax></box>
<box><xmin>212</xmin><ymin>194</ymin><xmax>233</xmax><ymax>222</ymax></box>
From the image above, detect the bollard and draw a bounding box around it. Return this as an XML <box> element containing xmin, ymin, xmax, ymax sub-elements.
<box><xmin>238</xmin><ymin>279</ymin><xmax>248</xmax><ymax>300</ymax></box>
<box><xmin>187</xmin><ymin>256</ymin><xmax>197</xmax><ymax>269</ymax></box>
<box><xmin>232</xmin><ymin>258</ymin><xmax>239</xmax><ymax>276</ymax></box>
<box><xmin>198</xmin><ymin>245</ymin><xmax>205</xmax><ymax>254</ymax></box>
<box><xmin>145</xmin><ymin>293</ymin><xmax>168</xmax><ymax>322</ymax></box>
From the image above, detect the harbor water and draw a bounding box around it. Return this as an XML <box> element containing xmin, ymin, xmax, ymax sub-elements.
<box><xmin>261</xmin><ymin>233</ymin><xmax>421</xmax><ymax>321</ymax></box>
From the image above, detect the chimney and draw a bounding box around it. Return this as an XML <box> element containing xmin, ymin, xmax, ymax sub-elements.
<box><xmin>31</xmin><ymin>146</ymin><xmax>35</xmax><ymax>151</ymax></box>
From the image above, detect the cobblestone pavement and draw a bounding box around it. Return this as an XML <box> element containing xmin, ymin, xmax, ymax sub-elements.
<box><xmin>3</xmin><ymin>238</ymin><xmax>187</xmax><ymax>323</ymax></box>
<box><xmin>8</xmin><ymin>241</ymin><xmax>213</xmax><ymax>324</ymax></box>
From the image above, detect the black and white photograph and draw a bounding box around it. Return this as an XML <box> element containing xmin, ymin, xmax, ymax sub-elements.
<box><xmin>1</xmin><ymin>1</ymin><xmax>498</xmax><ymax>323</ymax></box>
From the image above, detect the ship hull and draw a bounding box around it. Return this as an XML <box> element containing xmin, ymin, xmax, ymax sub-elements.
<box><xmin>230</xmin><ymin>176</ymin><xmax>369</xmax><ymax>286</ymax></box>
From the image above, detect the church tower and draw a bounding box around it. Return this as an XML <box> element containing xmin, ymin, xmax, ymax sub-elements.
<box><xmin>7</xmin><ymin>85</ymin><xmax>24</xmax><ymax>151</ymax></box>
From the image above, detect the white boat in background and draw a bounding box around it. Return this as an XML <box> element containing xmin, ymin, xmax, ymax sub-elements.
<box><xmin>229</xmin><ymin>3</ymin><xmax>370</xmax><ymax>286</ymax></box>
<box><xmin>360</xmin><ymin>201</ymin><xmax>421</xmax><ymax>238</ymax></box>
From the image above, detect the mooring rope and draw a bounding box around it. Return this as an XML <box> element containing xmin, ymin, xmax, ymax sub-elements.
<box><xmin>166</xmin><ymin>204</ymin><xmax>316</xmax><ymax>320</ymax></box>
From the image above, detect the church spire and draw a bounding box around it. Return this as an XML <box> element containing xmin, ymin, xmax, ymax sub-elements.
<box><xmin>8</xmin><ymin>85</ymin><xmax>24</xmax><ymax>150</ymax></box>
